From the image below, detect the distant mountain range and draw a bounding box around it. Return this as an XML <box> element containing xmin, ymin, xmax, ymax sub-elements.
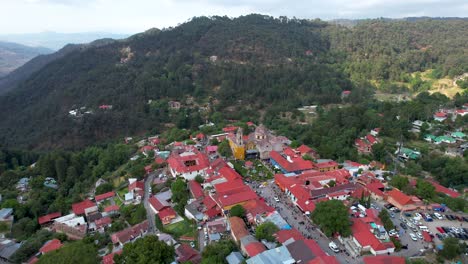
<box><xmin>0</xmin><ymin>41</ymin><xmax>53</xmax><ymax>78</ymax></box>
<box><xmin>0</xmin><ymin>31</ymin><xmax>130</xmax><ymax>50</ymax></box>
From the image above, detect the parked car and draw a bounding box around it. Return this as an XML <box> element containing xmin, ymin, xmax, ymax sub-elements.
<box><xmin>410</xmin><ymin>233</ymin><xmax>418</xmax><ymax>241</ymax></box>
<box><xmin>274</xmin><ymin>196</ymin><xmax>280</xmax><ymax>202</ymax></box>
<box><xmin>329</xmin><ymin>242</ymin><xmax>340</xmax><ymax>253</ymax></box>
<box><xmin>434</xmin><ymin>212</ymin><xmax>443</xmax><ymax>220</ymax></box>
<box><xmin>389</xmin><ymin>229</ymin><xmax>398</xmax><ymax>237</ymax></box>
<box><xmin>400</xmin><ymin>223</ymin><xmax>408</xmax><ymax>230</ymax></box>
<box><xmin>401</xmin><ymin>244</ymin><xmax>408</xmax><ymax>249</ymax></box>
<box><xmin>416</xmin><ymin>232</ymin><xmax>423</xmax><ymax>239</ymax></box>
<box><xmin>190</xmin><ymin>242</ymin><xmax>195</xmax><ymax>248</ymax></box>
<box><xmin>436</xmin><ymin>233</ymin><xmax>444</xmax><ymax>240</ymax></box>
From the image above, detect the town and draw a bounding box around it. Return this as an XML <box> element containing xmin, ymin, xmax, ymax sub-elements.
<box><xmin>0</xmin><ymin>101</ymin><xmax>466</xmax><ymax>264</ymax></box>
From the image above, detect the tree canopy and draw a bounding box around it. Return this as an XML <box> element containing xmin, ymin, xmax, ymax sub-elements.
<box><xmin>114</xmin><ymin>235</ymin><xmax>175</xmax><ymax>264</ymax></box>
<box><xmin>311</xmin><ymin>200</ymin><xmax>351</xmax><ymax>237</ymax></box>
<box><xmin>229</xmin><ymin>205</ymin><xmax>245</xmax><ymax>218</ymax></box>
<box><xmin>255</xmin><ymin>221</ymin><xmax>279</xmax><ymax>242</ymax></box>
<box><xmin>37</xmin><ymin>241</ymin><xmax>98</xmax><ymax>264</ymax></box>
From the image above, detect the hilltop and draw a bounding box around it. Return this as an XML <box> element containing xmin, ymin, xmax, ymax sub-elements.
<box><xmin>0</xmin><ymin>14</ymin><xmax>466</xmax><ymax>150</ymax></box>
<box><xmin>0</xmin><ymin>41</ymin><xmax>52</xmax><ymax>77</ymax></box>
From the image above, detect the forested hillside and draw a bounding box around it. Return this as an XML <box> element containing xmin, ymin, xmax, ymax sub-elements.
<box><xmin>0</xmin><ymin>15</ymin><xmax>466</xmax><ymax>150</ymax></box>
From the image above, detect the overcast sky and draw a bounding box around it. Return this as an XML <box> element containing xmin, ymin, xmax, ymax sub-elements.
<box><xmin>1</xmin><ymin>0</ymin><xmax>467</xmax><ymax>34</ymax></box>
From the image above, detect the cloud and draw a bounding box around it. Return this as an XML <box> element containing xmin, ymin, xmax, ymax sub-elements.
<box><xmin>0</xmin><ymin>0</ymin><xmax>466</xmax><ymax>34</ymax></box>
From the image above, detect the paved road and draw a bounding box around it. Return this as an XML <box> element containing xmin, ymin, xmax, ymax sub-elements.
<box><xmin>252</xmin><ymin>180</ymin><xmax>360</xmax><ymax>264</ymax></box>
<box><xmin>198</xmin><ymin>228</ymin><xmax>206</xmax><ymax>252</ymax></box>
<box><xmin>143</xmin><ymin>171</ymin><xmax>158</xmax><ymax>234</ymax></box>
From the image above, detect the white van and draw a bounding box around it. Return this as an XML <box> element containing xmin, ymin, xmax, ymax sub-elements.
<box><xmin>329</xmin><ymin>242</ymin><xmax>340</xmax><ymax>253</ymax></box>
<box><xmin>419</xmin><ymin>226</ymin><xmax>428</xmax><ymax>232</ymax></box>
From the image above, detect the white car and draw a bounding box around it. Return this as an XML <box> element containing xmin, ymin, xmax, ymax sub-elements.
<box><xmin>410</xmin><ymin>233</ymin><xmax>418</xmax><ymax>241</ymax></box>
<box><xmin>416</xmin><ymin>232</ymin><xmax>423</xmax><ymax>239</ymax></box>
<box><xmin>329</xmin><ymin>242</ymin><xmax>340</xmax><ymax>253</ymax></box>
<box><xmin>389</xmin><ymin>230</ymin><xmax>398</xmax><ymax>237</ymax></box>
<box><xmin>434</xmin><ymin>212</ymin><xmax>443</xmax><ymax>220</ymax></box>
<box><xmin>274</xmin><ymin>196</ymin><xmax>280</xmax><ymax>202</ymax></box>
<box><xmin>414</xmin><ymin>212</ymin><xmax>422</xmax><ymax>218</ymax></box>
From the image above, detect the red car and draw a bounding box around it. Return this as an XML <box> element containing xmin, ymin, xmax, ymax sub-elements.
<box><xmin>436</xmin><ymin>227</ymin><xmax>445</xmax><ymax>233</ymax></box>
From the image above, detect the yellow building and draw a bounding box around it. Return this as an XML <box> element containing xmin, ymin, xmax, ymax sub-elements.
<box><xmin>228</xmin><ymin>128</ymin><xmax>245</xmax><ymax>160</ymax></box>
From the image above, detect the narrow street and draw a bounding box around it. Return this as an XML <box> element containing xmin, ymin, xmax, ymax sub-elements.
<box><xmin>143</xmin><ymin>171</ymin><xmax>157</xmax><ymax>234</ymax></box>
<box><xmin>252</xmin><ymin>180</ymin><xmax>362</xmax><ymax>264</ymax></box>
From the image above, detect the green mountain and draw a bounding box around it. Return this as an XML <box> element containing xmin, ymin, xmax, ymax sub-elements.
<box><xmin>0</xmin><ymin>15</ymin><xmax>466</xmax><ymax>150</ymax></box>
<box><xmin>0</xmin><ymin>41</ymin><xmax>52</xmax><ymax>77</ymax></box>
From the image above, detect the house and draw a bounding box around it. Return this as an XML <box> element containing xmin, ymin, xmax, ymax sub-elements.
<box><xmin>158</xmin><ymin>207</ymin><xmax>177</xmax><ymax>225</ymax></box>
<box><xmin>188</xmin><ymin>180</ymin><xmax>204</xmax><ymax>199</ymax></box>
<box><xmin>127</xmin><ymin>180</ymin><xmax>145</xmax><ymax>203</ymax></box>
<box><xmin>243</xmin><ymin>241</ymin><xmax>266</xmax><ymax>257</ymax></box>
<box><xmin>38</xmin><ymin>212</ymin><xmax>62</xmax><ymax>226</ymax></box>
<box><xmin>351</xmin><ymin>218</ymin><xmax>395</xmax><ymax>255</ymax></box>
<box><xmin>94</xmin><ymin>217</ymin><xmax>112</xmax><ymax>232</ymax></box>
<box><xmin>94</xmin><ymin>191</ymin><xmax>115</xmax><ymax>203</ymax></box>
<box><xmin>246</xmin><ymin>245</ymin><xmax>294</xmax><ymax>264</ymax></box>
<box><xmin>434</xmin><ymin>136</ymin><xmax>456</xmax><ymax>144</ymax></box>
<box><xmin>355</xmin><ymin>134</ymin><xmax>379</xmax><ymax>154</ymax></box>
<box><xmin>411</xmin><ymin>120</ymin><xmax>425</xmax><ymax>132</ymax></box>
<box><xmin>396</xmin><ymin>147</ymin><xmax>420</xmax><ymax>160</ymax></box>
<box><xmin>226</xmin><ymin>251</ymin><xmax>244</xmax><ymax>264</ymax></box>
<box><xmin>212</xmin><ymin>189</ymin><xmax>258</xmax><ymax>210</ymax></box>
<box><xmin>362</xmin><ymin>256</ymin><xmax>405</xmax><ymax>264</ymax></box>
<box><xmin>111</xmin><ymin>221</ymin><xmax>149</xmax><ymax>246</ymax></box>
<box><xmin>451</xmin><ymin>131</ymin><xmax>466</xmax><ymax>140</ymax></box>
<box><xmin>0</xmin><ymin>239</ymin><xmax>20</xmax><ymax>263</ymax></box>
<box><xmin>314</xmin><ymin>159</ymin><xmax>339</xmax><ymax>172</ymax></box>
<box><xmin>185</xmin><ymin>200</ymin><xmax>204</xmax><ymax>221</ymax></box>
<box><xmin>286</xmin><ymin>239</ymin><xmax>318</xmax><ymax>263</ymax></box>
<box><xmin>167</xmin><ymin>148</ymin><xmax>210</xmax><ymax>180</ymax></box>
<box><xmin>28</xmin><ymin>239</ymin><xmax>63</xmax><ymax>263</ymax></box>
<box><xmin>103</xmin><ymin>205</ymin><xmax>120</xmax><ymax>216</ymax></box>
<box><xmin>386</xmin><ymin>189</ymin><xmax>422</xmax><ymax>211</ymax></box>
<box><xmin>53</xmin><ymin>214</ymin><xmax>87</xmax><ymax>240</ymax></box>
<box><xmin>102</xmin><ymin>250</ymin><xmax>122</xmax><ymax>264</ymax></box>
<box><xmin>206</xmin><ymin>219</ymin><xmax>228</xmax><ymax>234</ymax></box>
<box><xmin>168</xmin><ymin>101</ymin><xmax>181</xmax><ymax>110</ymax></box>
<box><xmin>71</xmin><ymin>200</ymin><xmax>97</xmax><ymax>216</ymax></box>
<box><xmin>285</xmin><ymin>184</ymin><xmax>316</xmax><ymax>215</ymax></box>
<box><xmin>433</xmin><ymin>112</ymin><xmax>447</xmax><ymax>122</ymax></box>
<box><xmin>429</xmin><ymin>180</ymin><xmax>460</xmax><ymax>198</ymax></box>
<box><xmin>274</xmin><ymin>228</ymin><xmax>304</xmax><ymax>245</ymax></box>
<box><xmin>229</xmin><ymin>217</ymin><xmax>249</xmax><ymax>243</ymax></box>
<box><xmin>175</xmin><ymin>243</ymin><xmax>201</xmax><ymax>264</ymax></box>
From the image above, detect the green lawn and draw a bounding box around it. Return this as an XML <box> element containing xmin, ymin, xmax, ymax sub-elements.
<box><xmin>164</xmin><ymin>219</ymin><xmax>197</xmax><ymax>238</ymax></box>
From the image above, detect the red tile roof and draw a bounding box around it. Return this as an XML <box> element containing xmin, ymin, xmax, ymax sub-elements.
<box><xmin>205</xmin><ymin>206</ymin><xmax>221</xmax><ymax>219</ymax></box>
<box><xmin>128</xmin><ymin>181</ymin><xmax>144</xmax><ymax>192</ymax></box>
<box><xmin>365</xmin><ymin>182</ymin><xmax>385</xmax><ymax>197</ymax></box>
<box><xmin>139</xmin><ymin>145</ymin><xmax>154</xmax><ymax>153</ymax></box>
<box><xmin>274</xmin><ymin>228</ymin><xmax>304</xmax><ymax>244</ymax></box>
<box><xmin>195</xmin><ymin>133</ymin><xmax>205</xmax><ymax>140</ymax></box>
<box><xmin>314</xmin><ymin>160</ymin><xmax>339</xmax><ymax>169</ymax></box>
<box><xmin>149</xmin><ymin>197</ymin><xmax>166</xmax><ymax>211</ymax></box>
<box><xmin>270</xmin><ymin>151</ymin><xmax>314</xmax><ymax>172</ymax></box>
<box><xmin>222</xmin><ymin>126</ymin><xmax>238</xmax><ymax>133</ymax></box>
<box><xmin>297</xmin><ymin>144</ymin><xmax>313</xmax><ymax>155</ymax></box>
<box><xmin>104</xmin><ymin>205</ymin><xmax>120</xmax><ymax>213</ymax></box>
<box><xmin>365</xmin><ymin>134</ymin><xmax>378</xmax><ymax>145</ymax></box>
<box><xmin>387</xmin><ymin>189</ymin><xmax>413</xmax><ymax>206</ymax></box>
<box><xmin>188</xmin><ymin>180</ymin><xmax>204</xmax><ymax>199</ymax></box>
<box><xmin>38</xmin><ymin>212</ymin><xmax>62</xmax><ymax>225</ymax></box>
<box><xmin>72</xmin><ymin>199</ymin><xmax>96</xmax><ymax>215</ymax></box>
<box><xmin>362</xmin><ymin>256</ymin><xmax>405</xmax><ymax>264</ymax></box>
<box><xmin>243</xmin><ymin>199</ymin><xmax>275</xmax><ymax>218</ymax></box>
<box><xmin>95</xmin><ymin>191</ymin><xmax>115</xmax><ymax>202</ymax></box>
<box><xmin>434</xmin><ymin>112</ymin><xmax>447</xmax><ymax>117</ymax></box>
<box><xmin>229</xmin><ymin>217</ymin><xmax>249</xmax><ymax>240</ymax></box>
<box><xmin>214</xmin><ymin>179</ymin><xmax>247</xmax><ymax>195</ymax></box>
<box><xmin>244</xmin><ymin>241</ymin><xmax>266</xmax><ymax>257</ymax></box>
<box><xmin>216</xmin><ymin>189</ymin><xmax>258</xmax><ymax>208</ymax></box>
<box><xmin>176</xmin><ymin>243</ymin><xmax>201</xmax><ymax>263</ymax></box>
<box><xmin>218</xmin><ymin>166</ymin><xmax>242</xmax><ymax>181</ymax></box>
<box><xmin>158</xmin><ymin>207</ymin><xmax>177</xmax><ymax>224</ymax></box>
<box><xmin>167</xmin><ymin>150</ymin><xmax>210</xmax><ymax>174</ymax></box>
<box><xmin>429</xmin><ymin>180</ymin><xmax>460</xmax><ymax>198</ymax></box>
<box><xmin>102</xmin><ymin>250</ymin><xmax>122</xmax><ymax>264</ymax></box>
<box><xmin>96</xmin><ymin>217</ymin><xmax>112</xmax><ymax>229</ymax></box>
<box><xmin>111</xmin><ymin>221</ymin><xmax>149</xmax><ymax>244</ymax></box>
<box><xmin>40</xmin><ymin>239</ymin><xmax>62</xmax><ymax>254</ymax></box>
